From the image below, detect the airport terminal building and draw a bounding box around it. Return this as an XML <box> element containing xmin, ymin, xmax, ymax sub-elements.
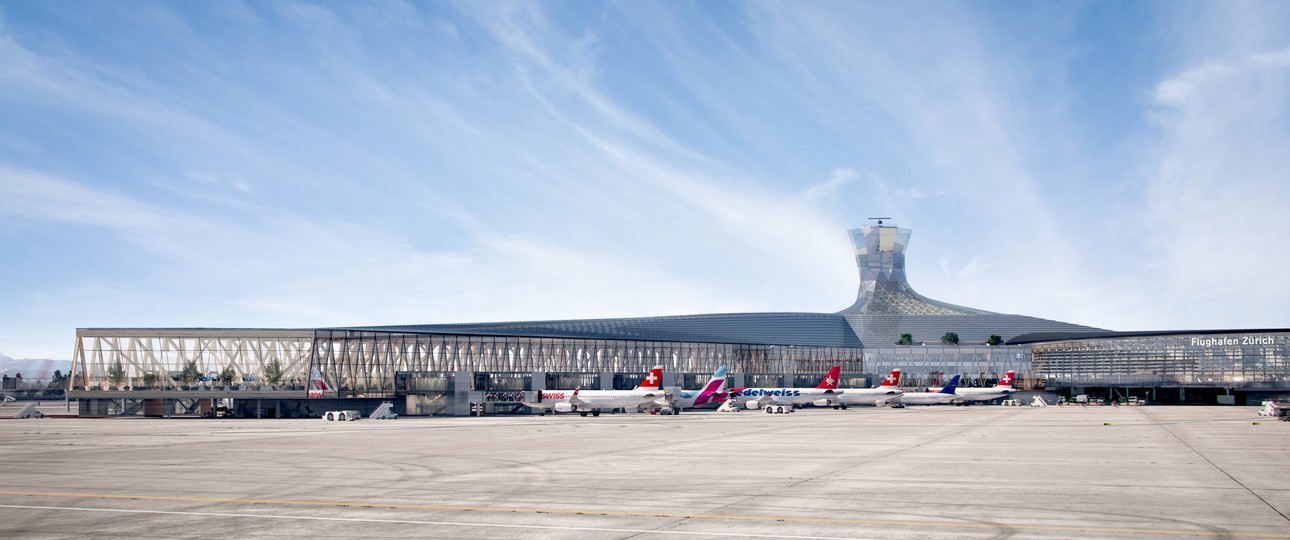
<box><xmin>67</xmin><ymin>224</ymin><xmax>1290</xmax><ymax>417</ymax></box>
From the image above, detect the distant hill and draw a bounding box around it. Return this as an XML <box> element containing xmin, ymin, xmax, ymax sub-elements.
<box><xmin>0</xmin><ymin>353</ymin><xmax>72</xmax><ymax>379</ymax></box>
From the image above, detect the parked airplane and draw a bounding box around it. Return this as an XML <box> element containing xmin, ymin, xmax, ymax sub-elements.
<box><xmin>930</xmin><ymin>370</ymin><xmax>1017</xmax><ymax>403</ymax></box>
<box><xmin>897</xmin><ymin>374</ymin><xmax>962</xmax><ymax>405</ymax></box>
<box><xmin>651</xmin><ymin>366</ymin><xmax>729</xmax><ymax>414</ymax></box>
<box><xmin>728</xmin><ymin>366</ymin><xmax>843</xmax><ymax>413</ymax></box>
<box><xmin>824</xmin><ymin>368</ymin><xmax>905</xmax><ymax>408</ymax></box>
<box><xmin>523</xmin><ymin>365</ymin><xmax>666</xmax><ymax>417</ymax></box>
<box><xmin>307</xmin><ymin>368</ymin><xmax>333</xmax><ymax>399</ymax></box>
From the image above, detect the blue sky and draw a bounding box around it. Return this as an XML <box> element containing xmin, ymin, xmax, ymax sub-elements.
<box><xmin>2</xmin><ymin>1</ymin><xmax>1289</xmax><ymax>360</ymax></box>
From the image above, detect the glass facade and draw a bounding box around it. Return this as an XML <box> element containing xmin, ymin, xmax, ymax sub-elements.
<box><xmin>311</xmin><ymin>329</ymin><xmax>863</xmax><ymax>397</ymax></box>
<box><xmin>70</xmin><ymin>331</ymin><xmax>314</xmax><ymax>391</ymax></box>
<box><xmin>67</xmin><ymin>328</ymin><xmax>1290</xmax><ymax>414</ymax></box>
<box><xmin>1031</xmin><ymin>331</ymin><xmax>1290</xmax><ymax>388</ymax></box>
<box><xmin>862</xmin><ymin>345</ymin><xmax>1032</xmax><ymax>388</ymax></box>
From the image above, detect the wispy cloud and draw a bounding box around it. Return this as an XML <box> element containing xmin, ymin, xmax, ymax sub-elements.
<box><xmin>2</xmin><ymin>3</ymin><xmax>1290</xmax><ymax>358</ymax></box>
<box><xmin>799</xmin><ymin>168</ymin><xmax>857</xmax><ymax>201</ymax></box>
<box><xmin>1131</xmin><ymin>44</ymin><xmax>1290</xmax><ymax>329</ymax></box>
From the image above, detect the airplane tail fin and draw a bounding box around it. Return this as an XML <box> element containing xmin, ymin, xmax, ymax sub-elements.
<box><xmin>816</xmin><ymin>366</ymin><xmax>841</xmax><ymax>389</ymax></box>
<box><xmin>635</xmin><ymin>365</ymin><xmax>664</xmax><ymax>390</ymax></box>
<box><xmin>307</xmin><ymin>367</ymin><xmax>332</xmax><ymax>398</ymax></box>
<box><xmin>693</xmin><ymin>366</ymin><xmax>728</xmax><ymax>406</ymax></box>
<box><xmin>939</xmin><ymin>375</ymin><xmax>961</xmax><ymax>394</ymax></box>
<box><xmin>998</xmin><ymin>370</ymin><xmax>1016</xmax><ymax>388</ymax></box>
<box><xmin>879</xmin><ymin>368</ymin><xmax>901</xmax><ymax>387</ymax></box>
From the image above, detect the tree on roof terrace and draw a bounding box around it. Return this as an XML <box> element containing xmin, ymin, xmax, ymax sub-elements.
<box><xmin>181</xmin><ymin>361</ymin><xmax>200</xmax><ymax>387</ymax></box>
<box><xmin>107</xmin><ymin>360</ymin><xmax>125</xmax><ymax>389</ymax></box>
<box><xmin>941</xmin><ymin>332</ymin><xmax>960</xmax><ymax>345</ymax></box>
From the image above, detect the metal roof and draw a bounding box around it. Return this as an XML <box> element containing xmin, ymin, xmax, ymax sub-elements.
<box><xmin>334</xmin><ymin>312</ymin><xmax>865</xmax><ymax>348</ymax></box>
<box><xmin>844</xmin><ymin>314</ymin><xmax>1102</xmax><ymax>345</ymax></box>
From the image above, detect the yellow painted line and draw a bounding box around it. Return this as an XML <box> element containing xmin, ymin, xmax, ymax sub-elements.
<box><xmin>2</xmin><ymin>490</ymin><xmax>1288</xmax><ymax>538</ymax></box>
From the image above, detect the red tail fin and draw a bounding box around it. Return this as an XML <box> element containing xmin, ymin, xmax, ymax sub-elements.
<box><xmin>636</xmin><ymin>365</ymin><xmax>664</xmax><ymax>390</ymax></box>
<box><xmin>879</xmin><ymin>369</ymin><xmax>901</xmax><ymax>387</ymax></box>
<box><xmin>998</xmin><ymin>370</ymin><xmax>1015</xmax><ymax>388</ymax></box>
<box><xmin>307</xmin><ymin>367</ymin><xmax>331</xmax><ymax>398</ymax></box>
<box><xmin>816</xmin><ymin>366</ymin><xmax>841</xmax><ymax>389</ymax></box>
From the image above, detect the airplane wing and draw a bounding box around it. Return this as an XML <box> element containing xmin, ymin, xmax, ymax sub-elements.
<box><xmin>639</xmin><ymin>391</ymin><xmax>676</xmax><ymax>412</ymax></box>
<box><xmin>755</xmin><ymin>395</ymin><xmax>794</xmax><ymax>409</ymax></box>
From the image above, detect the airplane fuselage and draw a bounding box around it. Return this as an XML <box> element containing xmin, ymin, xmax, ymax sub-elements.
<box><xmin>730</xmin><ymin>387</ymin><xmax>841</xmax><ymax>409</ymax></box>
<box><xmin>952</xmin><ymin>387</ymin><xmax>1017</xmax><ymax>402</ymax></box>
<box><xmin>895</xmin><ymin>391</ymin><xmax>960</xmax><ymax>405</ymax></box>
<box><xmin>834</xmin><ymin>387</ymin><xmax>905</xmax><ymax>406</ymax></box>
<box><xmin>533</xmin><ymin>389</ymin><xmax>665</xmax><ymax>412</ymax></box>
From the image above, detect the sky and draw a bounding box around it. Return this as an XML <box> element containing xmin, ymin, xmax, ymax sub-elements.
<box><xmin>2</xmin><ymin>1</ymin><xmax>1289</xmax><ymax>360</ymax></box>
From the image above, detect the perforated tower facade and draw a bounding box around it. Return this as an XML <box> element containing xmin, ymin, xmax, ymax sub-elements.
<box><xmin>837</xmin><ymin>223</ymin><xmax>1096</xmax><ymax>345</ymax></box>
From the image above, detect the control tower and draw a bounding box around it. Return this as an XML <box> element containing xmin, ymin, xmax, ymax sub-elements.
<box><xmin>837</xmin><ymin>221</ymin><xmax>1096</xmax><ymax>344</ymax></box>
<box><xmin>838</xmin><ymin>222</ymin><xmax>990</xmax><ymax>316</ymax></box>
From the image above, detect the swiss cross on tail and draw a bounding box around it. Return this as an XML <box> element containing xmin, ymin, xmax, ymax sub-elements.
<box><xmin>999</xmin><ymin>370</ymin><xmax>1015</xmax><ymax>388</ymax></box>
<box><xmin>635</xmin><ymin>365</ymin><xmax>664</xmax><ymax>390</ymax></box>
<box><xmin>880</xmin><ymin>368</ymin><xmax>902</xmax><ymax>387</ymax></box>
<box><xmin>815</xmin><ymin>366</ymin><xmax>842</xmax><ymax>389</ymax></box>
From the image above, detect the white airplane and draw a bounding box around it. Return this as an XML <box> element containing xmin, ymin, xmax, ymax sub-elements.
<box><xmin>523</xmin><ymin>365</ymin><xmax>666</xmax><ymax>417</ymax></box>
<box><xmin>930</xmin><ymin>370</ymin><xmax>1017</xmax><ymax>403</ymax></box>
<box><xmin>896</xmin><ymin>374</ymin><xmax>962</xmax><ymax>405</ymax></box>
<box><xmin>728</xmin><ymin>366</ymin><xmax>843</xmax><ymax>413</ymax></box>
<box><xmin>824</xmin><ymin>368</ymin><xmax>904</xmax><ymax>408</ymax></box>
<box><xmin>650</xmin><ymin>366</ymin><xmax>729</xmax><ymax>414</ymax></box>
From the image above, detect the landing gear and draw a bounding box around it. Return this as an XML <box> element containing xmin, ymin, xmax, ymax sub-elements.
<box><xmin>840</xmin><ymin>404</ymin><xmax>848</xmax><ymax>410</ymax></box>
<box><xmin>580</xmin><ymin>411</ymin><xmax>588</xmax><ymax>417</ymax></box>
<box><xmin>592</xmin><ymin>410</ymin><xmax>600</xmax><ymax>417</ymax></box>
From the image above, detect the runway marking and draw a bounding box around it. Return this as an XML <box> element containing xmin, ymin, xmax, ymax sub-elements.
<box><xmin>0</xmin><ymin>504</ymin><xmax>869</xmax><ymax>540</ymax></box>
<box><xmin>2</xmin><ymin>491</ymin><xmax>1290</xmax><ymax>538</ymax></box>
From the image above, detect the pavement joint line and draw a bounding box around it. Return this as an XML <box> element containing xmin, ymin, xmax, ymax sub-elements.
<box><xmin>3</xmin><ymin>490</ymin><xmax>1290</xmax><ymax>538</ymax></box>
<box><xmin>0</xmin><ymin>504</ymin><xmax>867</xmax><ymax>540</ymax></box>
<box><xmin>1138</xmin><ymin>408</ymin><xmax>1290</xmax><ymax>525</ymax></box>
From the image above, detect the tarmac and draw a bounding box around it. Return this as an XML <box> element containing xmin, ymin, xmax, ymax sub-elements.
<box><xmin>1</xmin><ymin>405</ymin><xmax>1288</xmax><ymax>539</ymax></box>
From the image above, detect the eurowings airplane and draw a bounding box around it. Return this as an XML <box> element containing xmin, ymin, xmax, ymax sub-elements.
<box><xmin>930</xmin><ymin>370</ymin><xmax>1017</xmax><ymax>403</ymax></box>
<box><xmin>728</xmin><ymin>366</ymin><xmax>843</xmax><ymax>412</ymax></box>
<box><xmin>523</xmin><ymin>365</ymin><xmax>666</xmax><ymax>417</ymax></box>
<box><xmin>897</xmin><ymin>374</ymin><xmax>962</xmax><ymax>405</ymax></box>
<box><xmin>651</xmin><ymin>366</ymin><xmax>729</xmax><ymax>414</ymax></box>
<box><xmin>826</xmin><ymin>368</ymin><xmax>905</xmax><ymax>408</ymax></box>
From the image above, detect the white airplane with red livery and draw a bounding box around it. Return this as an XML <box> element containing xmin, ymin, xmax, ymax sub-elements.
<box><xmin>825</xmin><ymin>368</ymin><xmax>904</xmax><ymax>408</ymax></box>
<box><xmin>522</xmin><ymin>365</ymin><xmax>666</xmax><ymax>417</ymax></box>
<box><xmin>930</xmin><ymin>370</ymin><xmax>1018</xmax><ymax>403</ymax></box>
<box><xmin>727</xmin><ymin>366</ymin><xmax>844</xmax><ymax>413</ymax></box>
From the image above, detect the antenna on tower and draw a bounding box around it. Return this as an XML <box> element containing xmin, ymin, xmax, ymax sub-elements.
<box><xmin>868</xmin><ymin>217</ymin><xmax>893</xmax><ymax>227</ymax></box>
